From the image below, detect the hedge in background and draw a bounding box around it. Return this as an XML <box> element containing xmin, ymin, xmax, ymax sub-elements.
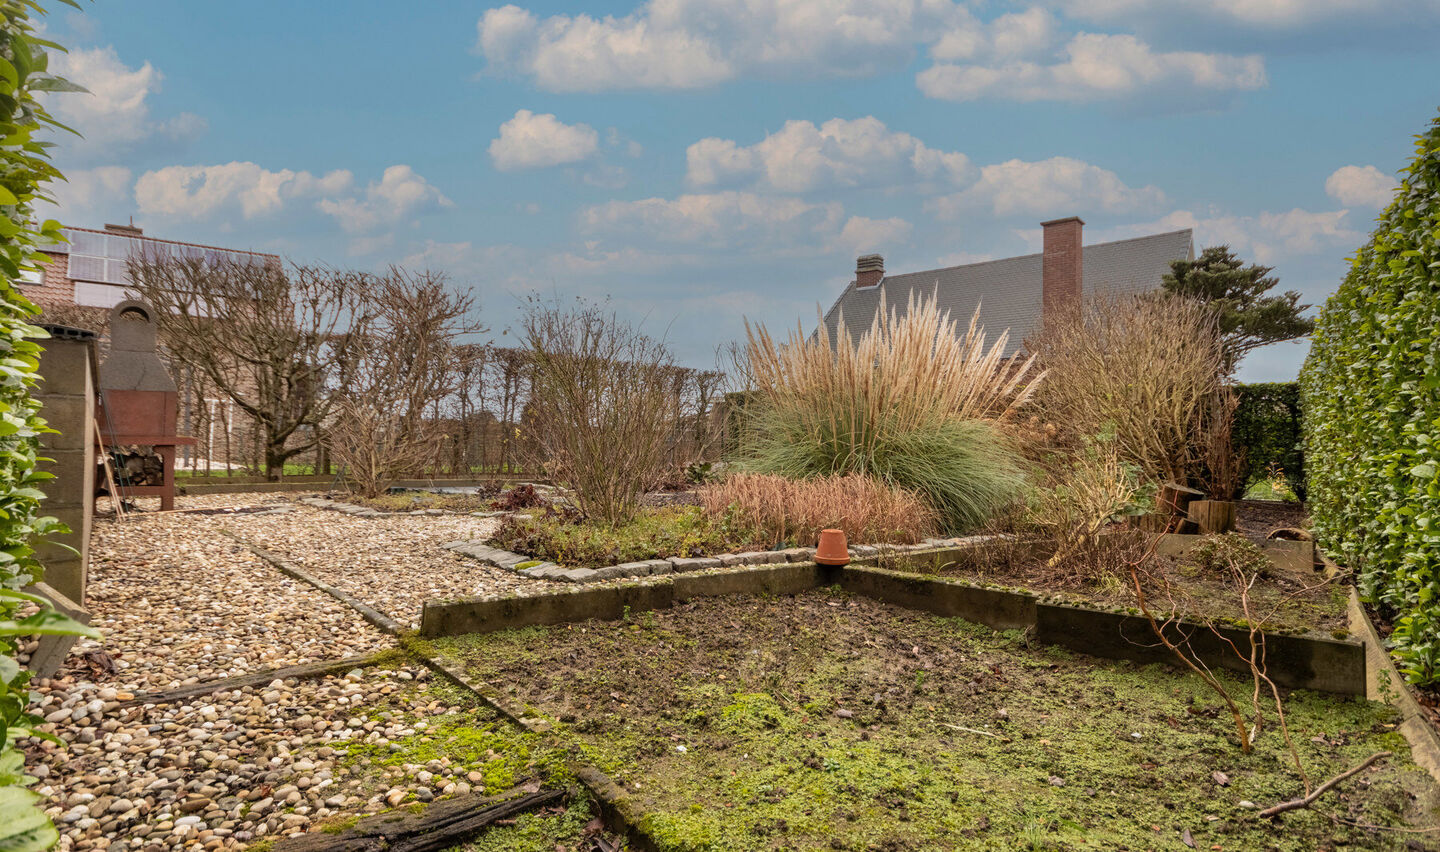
<box><xmin>1232</xmin><ymin>382</ymin><xmax>1304</xmax><ymax>499</ymax></box>
<box><xmin>1300</xmin><ymin>110</ymin><xmax>1440</xmax><ymax>685</ymax></box>
<box><xmin>0</xmin><ymin>3</ymin><xmax>98</xmax><ymax>851</ymax></box>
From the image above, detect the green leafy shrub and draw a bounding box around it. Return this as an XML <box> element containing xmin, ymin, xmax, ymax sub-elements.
<box><xmin>1300</xmin><ymin>110</ymin><xmax>1437</xmax><ymax>684</ymax></box>
<box><xmin>740</xmin><ymin>409</ymin><xmax>1023</xmax><ymax>534</ymax></box>
<box><xmin>0</xmin><ymin>3</ymin><xmax>102</xmax><ymax>850</ymax></box>
<box><xmin>489</xmin><ymin>506</ymin><xmax>758</xmax><ymax>569</ymax></box>
<box><xmin>1232</xmin><ymin>382</ymin><xmax>1304</xmax><ymax>500</ymax></box>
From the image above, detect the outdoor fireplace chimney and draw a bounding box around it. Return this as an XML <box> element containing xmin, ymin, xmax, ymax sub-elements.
<box><xmin>1041</xmin><ymin>216</ymin><xmax>1083</xmax><ymax>318</ymax></box>
<box><xmin>855</xmin><ymin>254</ymin><xmax>884</xmax><ymax>288</ymax></box>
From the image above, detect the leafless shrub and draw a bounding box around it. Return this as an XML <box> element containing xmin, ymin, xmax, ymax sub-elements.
<box><xmin>521</xmin><ymin>297</ymin><xmax>678</xmax><ymax>527</ymax></box>
<box><xmin>1026</xmin><ymin>444</ymin><xmax>1146</xmax><ymax>571</ymax></box>
<box><xmin>1031</xmin><ymin>292</ymin><xmax>1225</xmax><ymax>487</ymax></box>
<box><xmin>1202</xmin><ymin>384</ymin><xmax>1246</xmax><ymax>499</ymax></box>
<box><xmin>701</xmin><ymin>472</ymin><xmax>936</xmax><ymax>547</ymax></box>
<box><xmin>127</xmin><ymin>255</ymin><xmax>369</xmax><ymax>479</ymax></box>
<box><xmin>324</xmin><ymin>268</ymin><xmax>481</xmax><ymax>498</ymax></box>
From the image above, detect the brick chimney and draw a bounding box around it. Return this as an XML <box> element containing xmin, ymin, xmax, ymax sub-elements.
<box><xmin>1041</xmin><ymin>216</ymin><xmax>1083</xmax><ymax>316</ymax></box>
<box><xmin>855</xmin><ymin>254</ymin><xmax>884</xmax><ymax>288</ymax></box>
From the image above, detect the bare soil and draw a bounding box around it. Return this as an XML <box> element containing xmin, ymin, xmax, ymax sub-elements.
<box><xmin>433</xmin><ymin>591</ymin><xmax>1437</xmax><ymax>851</ymax></box>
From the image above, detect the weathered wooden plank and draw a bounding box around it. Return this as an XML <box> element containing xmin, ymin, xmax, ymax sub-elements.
<box><xmin>120</xmin><ymin>652</ymin><xmax>388</xmax><ymax>707</ymax></box>
<box><xmin>271</xmin><ymin>788</ymin><xmax>566</xmax><ymax>852</ymax></box>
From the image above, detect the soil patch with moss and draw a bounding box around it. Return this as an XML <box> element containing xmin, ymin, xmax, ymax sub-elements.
<box><xmin>431</xmin><ymin>591</ymin><xmax>1437</xmax><ymax>850</ymax></box>
<box><xmin>489</xmin><ymin>505</ymin><xmax>763</xmax><ymax>569</ymax></box>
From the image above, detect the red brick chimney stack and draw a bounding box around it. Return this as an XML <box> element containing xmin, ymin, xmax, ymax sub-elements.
<box><xmin>1041</xmin><ymin>216</ymin><xmax>1083</xmax><ymax>317</ymax></box>
<box><xmin>855</xmin><ymin>254</ymin><xmax>884</xmax><ymax>288</ymax></box>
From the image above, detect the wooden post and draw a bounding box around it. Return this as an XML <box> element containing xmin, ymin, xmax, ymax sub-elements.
<box><xmin>1159</xmin><ymin>482</ymin><xmax>1204</xmax><ymax>518</ymax></box>
<box><xmin>1189</xmin><ymin>500</ymin><xmax>1237</xmax><ymax>534</ymax></box>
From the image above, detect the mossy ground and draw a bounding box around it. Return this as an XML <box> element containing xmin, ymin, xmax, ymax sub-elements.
<box><xmin>332</xmin><ymin>672</ymin><xmax>571</xmax><ymax>796</ymax></box>
<box><xmin>449</xmin><ymin>793</ymin><xmax>606</xmax><ymax>852</ymax></box>
<box><xmin>433</xmin><ymin>590</ymin><xmax>1438</xmax><ymax>851</ymax></box>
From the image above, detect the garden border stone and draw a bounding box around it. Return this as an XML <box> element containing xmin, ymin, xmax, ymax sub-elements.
<box><xmin>416</xmin><ymin>549</ymin><xmax>1368</xmax><ymax>696</ymax></box>
<box><xmin>1346</xmin><ymin>586</ymin><xmax>1440</xmax><ymax>782</ymax></box>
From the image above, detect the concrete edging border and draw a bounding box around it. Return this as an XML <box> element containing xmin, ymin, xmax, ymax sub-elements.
<box><xmin>222</xmin><ymin>530</ymin><xmax>404</xmax><ymax>635</ymax></box>
<box><xmin>419</xmin><ymin>554</ymin><xmax>1367</xmax><ymax>696</ymax></box>
<box><xmin>1346</xmin><ymin>587</ymin><xmax>1440</xmax><ymax>782</ymax></box>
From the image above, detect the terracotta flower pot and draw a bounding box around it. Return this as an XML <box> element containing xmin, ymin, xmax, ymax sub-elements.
<box><xmin>815</xmin><ymin>528</ymin><xmax>850</xmax><ymax>566</ymax></box>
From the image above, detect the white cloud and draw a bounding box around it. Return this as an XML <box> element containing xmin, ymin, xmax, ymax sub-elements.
<box><xmin>476</xmin><ymin>0</ymin><xmax>961</xmax><ymax>92</ymax></box>
<box><xmin>135</xmin><ymin>162</ymin><xmax>449</xmax><ymax>235</ymax></box>
<box><xmin>580</xmin><ymin>190</ymin><xmax>913</xmax><ymax>258</ymax></box>
<box><xmin>45</xmin><ymin>165</ymin><xmax>133</xmax><ymax>217</ymax></box>
<box><xmin>1055</xmin><ymin>0</ymin><xmax>1415</xmax><ymax>29</ymax></box>
<box><xmin>45</xmin><ymin>46</ymin><xmax>205</xmax><ymax>157</ymax></box>
<box><xmin>1325</xmin><ymin>165</ymin><xmax>1396</xmax><ymax>208</ymax></box>
<box><xmin>135</xmin><ymin>162</ymin><xmax>352</xmax><ymax>220</ymax></box>
<box><xmin>1096</xmin><ymin>207</ymin><xmax>1360</xmax><ymax>264</ymax></box>
<box><xmin>931</xmin><ymin>7</ymin><xmax>1060</xmax><ymax>62</ymax></box>
<box><xmin>838</xmin><ymin>216</ymin><xmax>912</xmax><ymax>252</ymax></box>
<box><xmin>489</xmin><ymin>109</ymin><xmax>600</xmax><ymax>170</ymax></box>
<box><xmin>918</xmin><ymin>32</ymin><xmax>1265</xmax><ymax>102</ymax></box>
<box><xmin>317</xmin><ymin>166</ymin><xmax>452</xmax><ymax>233</ymax></box>
<box><xmin>686</xmin><ymin>117</ymin><xmax>972</xmax><ymax>192</ymax></box>
<box><xmin>581</xmin><ymin>191</ymin><xmax>843</xmax><ymax>249</ymax></box>
<box><xmin>928</xmin><ymin>156</ymin><xmax>1165</xmax><ymax>219</ymax></box>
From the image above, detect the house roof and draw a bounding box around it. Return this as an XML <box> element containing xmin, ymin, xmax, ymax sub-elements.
<box><xmin>820</xmin><ymin>228</ymin><xmax>1194</xmax><ymax>356</ymax></box>
<box><xmin>46</xmin><ymin>225</ymin><xmax>281</xmax><ymax>259</ymax></box>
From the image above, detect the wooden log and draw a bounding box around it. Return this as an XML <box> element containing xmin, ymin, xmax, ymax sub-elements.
<box><xmin>1158</xmin><ymin>482</ymin><xmax>1203</xmax><ymax>518</ymax></box>
<box><xmin>1188</xmin><ymin>500</ymin><xmax>1237</xmax><ymax>535</ymax></box>
<box><xmin>272</xmin><ymin>788</ymin><xmax>566</xmax><ymax>852</ymax></box>
<box><xmin>120</xmin><ymin>652</ymin><xmax>388</xmax><ymax>707</ymax></box>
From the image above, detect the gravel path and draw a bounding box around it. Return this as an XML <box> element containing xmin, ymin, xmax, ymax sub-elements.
<box><xmin>222</xmin><ymin>503</ymin><xmax>549</xmax><ymax>628</ymax></box>
<box><xmin>29</xmin><ymin>663</ymin><xmax>523</xmax><ymax>851</ymax></box>
<box><xmin>73</xmin><ymin>508</ymin><xmax>393</xmax><ymax>693</ymax></box>
<box><xmin>24</xmin><ymin>490</ymin><xmax>566</xmax><ymax>851</ymax></box>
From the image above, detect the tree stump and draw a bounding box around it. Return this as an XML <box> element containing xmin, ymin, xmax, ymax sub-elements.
<box><xmin>1188</xmin><ymin>500</ymin><xmax>1237</xmax><ymax>534</ymax></box>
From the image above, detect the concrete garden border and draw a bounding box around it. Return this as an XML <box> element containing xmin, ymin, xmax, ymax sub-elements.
<box><xmin>440</xmin><ymin>534</ymin><xmax>996</xmax><ymax>584</ymax></box>
<box><xmin>418</xmin><ymin>547</ymin><xmax>1367</xmax><ymax>696</ymax></box>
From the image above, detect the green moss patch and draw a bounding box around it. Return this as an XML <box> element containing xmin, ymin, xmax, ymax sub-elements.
<box><xmin>489</xmin><ymin>505</ymin><xmax>760</xmax><ymax>569</ymax></box>
<box><xmin>433</xmin><ymin>591</ymin><xmax>1438</xmax><ymax>850</ymax></box>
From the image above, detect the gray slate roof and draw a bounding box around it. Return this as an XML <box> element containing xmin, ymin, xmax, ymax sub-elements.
<box><xmin>821</xmin><ymin>228</ymin><xmax>1194</xmax><ymax>356</ymax></box>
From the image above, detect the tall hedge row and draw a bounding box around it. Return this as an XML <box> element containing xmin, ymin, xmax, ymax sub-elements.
<box><xmin>1300</xmin><ymin>111</ymin><xmax>1440</xmax><ymax>685</ymax></box>
<box><xmin>0</xmin><ymin>2</ymin><xmax>97</xmax><ymax>850</ymax></box>
<box><xmin>1232</xmin><ymin>382</ymin><xmax>1304</xmax><ymax>499</ymax></box>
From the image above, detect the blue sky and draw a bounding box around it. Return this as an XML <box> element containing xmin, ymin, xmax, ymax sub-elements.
<box><xmin>36</xmin><ymin>0</ymin><xmax>1440</xmax><ymax>379</ymax></box>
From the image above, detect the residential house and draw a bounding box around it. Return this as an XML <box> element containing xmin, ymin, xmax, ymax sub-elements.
<box><xmin>821</xmin><ymin>216</ymin><xmax>1194</xmax><ymax>354</ymax></box>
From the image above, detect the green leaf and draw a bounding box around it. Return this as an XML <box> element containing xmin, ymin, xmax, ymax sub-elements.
<box><xmin>0</xmin><ymin>785</ymin><xmax>58</xmax><ymax>852</ymax></box>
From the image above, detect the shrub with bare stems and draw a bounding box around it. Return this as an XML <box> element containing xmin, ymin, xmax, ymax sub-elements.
<box><xmin>1030</xmin><ymin>292</ymin><xmax>1226</xmax><ymax>487</ymax></box>
<box><xmin>702</xmin><ymin>472</ymin><xmax>936</xmax><ymax>548</ymax></box>
<box><xmin>324</xmin><ymin>268</ymin><xmax>481</xmax><ymax>498</ymax></box>
<box><xmin>737</xmin><ymin>291</ymin><xmax>1036</xmax><ymax>532</ymax></box>
<box><xmin>1026</xmin><ymin>443</ymin><xmax>1148</xmax><ymax>572</ymax></box>
<box><xmin>522</xmin><ymin>297</ymin><xmax>678</xmax><ymax>527</ymax></box>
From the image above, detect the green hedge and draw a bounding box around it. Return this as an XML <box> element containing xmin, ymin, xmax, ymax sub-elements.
<box><xmin>1232</xmin><ymin>382</ymin><xmax>1304</xmax><ymax>499</ymax></box>
<box><xmin>1300</xmin><ymin>111</ymin><xmax>1440</xmax><ymax>685</ymax></box>
<box><xmin>0</xmin><ymin>3</ymin><xmax>98</xmax><ymax>851</ymax></box>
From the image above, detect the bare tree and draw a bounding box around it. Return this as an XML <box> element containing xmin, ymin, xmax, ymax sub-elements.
<box><xmin>126</xmin><ymin>255</ymin><xmax>367</xmax><ymax>479</ymax></box>
<box><xmin>522</xmin><ymin>297</ymin><xmax>677</xmax><ymax>526</ymax></box>
<box><xmin>324</xmin><ymin>269</ymin><xmax>482</xmax><ymax>498</ymax></box>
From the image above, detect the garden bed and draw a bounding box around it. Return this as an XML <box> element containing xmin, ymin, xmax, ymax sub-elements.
<box><xmin>430</xmin><ymin>590</ymin><xmax>1438</xmax><ymax>851</ymax></box>
<box><xmin>871</xmin><ymin>536</ymin><xmax>1348</xmax><ymax>638</ymax></box>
